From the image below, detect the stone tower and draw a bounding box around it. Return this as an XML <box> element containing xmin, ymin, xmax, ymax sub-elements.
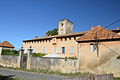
<box><xmin>58</xmin><ymin>19</ymin><xmax>74</xmax><ymax>35</ymax></box>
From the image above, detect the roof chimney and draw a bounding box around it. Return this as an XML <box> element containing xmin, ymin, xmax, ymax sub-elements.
<box><xmin>35</xmin><ymin>36</ymin><xmax>38</xmax><ymax>38</ymax></box>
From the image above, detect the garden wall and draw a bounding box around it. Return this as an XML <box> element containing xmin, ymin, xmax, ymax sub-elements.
<box><xmin>30</xmin><ymin>57</ymin><xmax>78</xmax><ymax>73</ymax></box>
<box><xmin>0</xmin><ymin>55</ymin><xmax>19</xmax><ymax>68</ymax></box>
<box><xmin>63</xmin><ymin>74</ymin><xmax>113</xmax><ymax>80</ymax></box>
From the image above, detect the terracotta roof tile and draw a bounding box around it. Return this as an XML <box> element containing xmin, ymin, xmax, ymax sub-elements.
<box><xmin>23</xmin><ymin>31</ymin><xmax>87</xmax><ymax>42</ymax></box>
<box><xmin>77</xmin><ymin>26</ymin><xmax>120</xmax><ymax>42</ymax></box>
<box><xmin>0</xmin><ymin>41</ymin><xmax>15</xmax><ymax>48</ymax></box>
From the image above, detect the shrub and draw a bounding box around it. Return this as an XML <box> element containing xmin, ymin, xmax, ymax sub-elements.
<box><xmin>32</xmin><ymin>53</ymin><xmax>46</xmax><ymax>57</ymax></box>
<box><xmin>1</xmin><ymin>49</ymin><xmax>19</xmax><ymax>56</ymax></box>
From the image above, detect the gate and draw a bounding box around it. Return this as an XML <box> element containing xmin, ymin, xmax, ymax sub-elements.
<box><xmin>21</xmin><ymin>55</ymin><xmax>27</xmax><ymax>68</ymax></box>
<box><xmin>19</xmin><ymin>46</ymin><xmax>33</xmax><ymax>69</ymax></box>
<box><xmin>19</xmin><ymin>47</ymin><xmax>28</xmax><ymax>69</ymax></box>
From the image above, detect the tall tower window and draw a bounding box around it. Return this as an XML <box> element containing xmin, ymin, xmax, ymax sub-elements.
<box><xmin>61</xmin><ymin>23</ymin><xmax>64</xmax><ymax>26</ymax></box>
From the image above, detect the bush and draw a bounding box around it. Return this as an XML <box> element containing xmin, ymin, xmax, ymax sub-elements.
<box><xmin>32</xmin><ymin>53</ymin><xmax>46</xmax><ymax>57</ymax></box>
<box><xmin>1</xmin><ymin>49</ymin><xmax>19</xmax><ymax>56</ymax></box>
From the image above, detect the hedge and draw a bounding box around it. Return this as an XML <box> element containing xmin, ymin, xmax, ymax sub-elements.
<box><xmin>1</xmin><ymin>49</ymin><xmax>19</xmax><ymax>56</ymax></box>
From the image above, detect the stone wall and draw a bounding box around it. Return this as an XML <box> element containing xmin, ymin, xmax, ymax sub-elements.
<box><xmin>0</xmin><ymin>55</ymin><xmax>19</xmax><ymax>68</ymax></box>
<box><xmin>63</xmin><ymin>74</ymin><xmax>113</xmax><ymax>80</ymax></box>
<box><xmin>30</xmin><ymin>57</ymin><xmax>78</xmax><ymax>73</ymax></box>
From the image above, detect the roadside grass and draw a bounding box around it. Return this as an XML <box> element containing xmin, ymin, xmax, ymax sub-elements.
<box><xmin>0</xmin><ymin>66</ymin><xmax>118</xmax><ymax>79</ymax></box>
<box><xmin>0</xmin><ymin>65</ymin><xmax>92</xmax><ymax>76</ymax></box>
<box><xmin>115</xmin><ymin>77</ymin><xmax>120</xmax><ymax>80</ymax></box>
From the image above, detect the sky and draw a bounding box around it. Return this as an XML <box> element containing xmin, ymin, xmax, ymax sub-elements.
<box><xmin>0</xmin><ymin>0</ymin><xmax>120</xmax><ymax>50</ymax></box>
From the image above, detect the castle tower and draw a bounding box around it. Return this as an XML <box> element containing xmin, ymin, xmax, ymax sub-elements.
<box><xmin>58</xmin><ymin>19</ymin><xmax>74</xmax><ymax>35</ymax></box>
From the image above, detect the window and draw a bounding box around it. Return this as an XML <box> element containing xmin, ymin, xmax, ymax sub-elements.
<box><xmin>52</xmin><ymin>38</ymin><xmax>56</xmax><ymax>44</ymax></box>
<box><xmin>70</xmin><ymin>47</ymin><xmax>74</xmax><ymax>54</ymax></box>
<box><xmin>61</xmin><ymin>23</ymin><xmax>64</xmax><ymax>26</ymax></box>
<box><xmin>42</xmin><ymin>47</ymin><xmax>47</xmax><ymax>53</ymax></box>
<box><xmin>61</xmin><ymin>29</ymin><xmax>64</xmax><ymax>33</ymax></box>
<box><xmin>53</xmin><ymin>48</ymin><xmax>56</xmax><ymax>54</ymax></box>
<box><xmin>60</xmin><ymin>47</ymin><xmax>66</xmax><ymax>54</ymax></box>
<box><xmin>90</xmin><ymin>44</ymin><xmax>96</xmax><ymax>51</ymax></box>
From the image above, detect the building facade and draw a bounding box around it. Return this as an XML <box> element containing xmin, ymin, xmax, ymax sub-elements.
<box><xmin>76</xmin><ymin>26</ymin><xmax>120</xmax><ymax>76</ymax></box>
<box><xmin>23</xmin><ymin>19</ymin><xmax>120</xmax><ymax>58</ymax></box>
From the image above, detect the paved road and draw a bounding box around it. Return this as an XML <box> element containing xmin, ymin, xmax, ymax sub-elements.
<box><xmin>0</xmin><ymin>68</ymin><xmax>65</xmax><ymax>80</ymax></box>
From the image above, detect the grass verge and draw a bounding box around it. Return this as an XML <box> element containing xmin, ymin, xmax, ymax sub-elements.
<box><xmin>115</xmin><ymin>77</ymin><xmax>120</xmax><ymax>80</ymax></box>
<box><xmin>0</xmin><ymin>65</ymin><xmax>92</xmax><ymax>76</ymax></box>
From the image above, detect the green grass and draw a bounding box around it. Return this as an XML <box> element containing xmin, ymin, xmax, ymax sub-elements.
<box><xmin>0</xmin><ymin>65</ymin><xmax>92</xmax><ymax>76</ymax></box>
<box><xmin>115</xmin><ymin>77</ymin><xmax>120</xmax><ymax>80</ymax></box>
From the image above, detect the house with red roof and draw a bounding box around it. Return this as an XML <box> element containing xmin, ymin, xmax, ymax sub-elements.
<box><xmin>76</xmin><ymin>26</ymin><xmax>120</xmax><ymax>77</ymax></box>
<box><xmin>0</xmin><ymin>41</ymin><xmax>15</xmax><ymax>49</ymax></box>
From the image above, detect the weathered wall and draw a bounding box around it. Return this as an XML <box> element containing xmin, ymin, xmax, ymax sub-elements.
<box><xmin>0</xmin><ymin>55</ymin><xmax>19</xmax><ymax>68</ymax></box>
<box><xmin>30</xmin><ymin>57</ymin><xmax>78</xmax><ymax>73</ymax></box>
<box><xmin>64</xmin><ymin>74</ymin><xmax>113</xmax><ymax>80</ymax></box>
<box><xmin>78</xmin><ymin>41</ymin><xmax>120</xmax><ymax>77</ymax></box>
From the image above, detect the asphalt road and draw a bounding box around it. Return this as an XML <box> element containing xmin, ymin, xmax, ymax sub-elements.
<box><xmin>0</xmin><ymin>68</ymin><xmax>64</xmax><ymax>80</ymax></box>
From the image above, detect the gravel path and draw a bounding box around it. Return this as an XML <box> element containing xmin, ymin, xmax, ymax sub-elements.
<box><xmin>0</xmin><ymin>68</ymin><xmax>65</xmax><ymax>80</ymax></box>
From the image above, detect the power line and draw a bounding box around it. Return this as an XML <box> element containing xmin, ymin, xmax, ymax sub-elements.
<box><xmin>95</xmin><ymin>19</ymin><xmax>120</xmax><ymax>34</ymax></box>
<box><xmin>100</xmin><ymin>42</ymin><xmax>120</xmax><ymax>56</ymax></box>
<box><xmin>93</xmin><ymin>19</ymin><xmax>120</xmax><ymax>57</ymax></box>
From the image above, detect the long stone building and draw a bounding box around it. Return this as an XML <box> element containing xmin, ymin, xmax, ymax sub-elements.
<box><xmin>23</xmin><ymin>19</ymin><xmax>120</xmax><ymax>58</ymax></box>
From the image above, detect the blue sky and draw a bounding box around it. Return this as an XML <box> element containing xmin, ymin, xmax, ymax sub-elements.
<box><xmin>0</xmin><ymin>0</ymin><xmax>120</xmax><ymax>49</ymax></box>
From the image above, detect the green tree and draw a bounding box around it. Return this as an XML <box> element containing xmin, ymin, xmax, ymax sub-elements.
<box><xmin>46</xmin><ymin>28</ymin><xmax>58</xmax><ymax>36</ymax></box>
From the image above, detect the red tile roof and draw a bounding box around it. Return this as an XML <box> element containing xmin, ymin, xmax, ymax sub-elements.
<box><xmin>77</xmin><ymin>26</ymin><xmax>120</xmax><ymax>42</ymax></box>
<box><xmin>23</xmin><ymin>31</ymin><xmax>87</xmax><ymax>42</ymax></box>
<box><xmin>0</xmin><ymin>41</ymin><xmax>15</xmax><ymax>48</ymax></box>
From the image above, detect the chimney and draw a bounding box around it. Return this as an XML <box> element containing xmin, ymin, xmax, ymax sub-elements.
<box><xmin>35</xmin><ymin>36</ymin><xmax>38</xmax><ymax>38</ymax></box>
<box><xmin>91</xmin><ymin>26</ymin><xmax>94</xmax><ymax>30</ymax></box>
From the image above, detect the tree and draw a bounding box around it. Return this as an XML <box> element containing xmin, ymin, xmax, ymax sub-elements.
<box><xmin>46</xmin><ymin>28</ymin><xmax>58</xmax><ymax>36</ymax></box>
